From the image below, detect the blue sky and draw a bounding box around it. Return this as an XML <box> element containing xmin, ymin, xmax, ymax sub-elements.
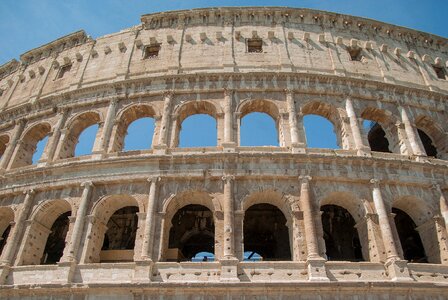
<box><xmin>1</xmin><ymin>1</ymin><xmax>444</xmax><ymax>160</ymax></box>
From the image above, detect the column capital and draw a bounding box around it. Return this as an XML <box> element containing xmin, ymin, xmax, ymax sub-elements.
<box><xmin>163</xmin><ymin>90</ymin><xmax>174</xmax><ymax>98</ymax></box>
<box><xmin>224</xmin><ymin>88</ymin><xmax>234</xmax><ymax>97</ymax></box>
<box><xmin>81</xmin><ymin>181</ymin><xmax>94</xmax><ymax>188</ymax></box>
<box><xmin>14</xmin><ymin>119</ymin><xmax>26</xmax><ymax>127</ymax></box>
<box><xmin>23</xmin><ymin>189</ymin><xmax>35</xmax><ymax>196</ymax></box>
<box><xmin>395</xmin><ymin>122</ymin><xmax>405</xmax><ymax>129</ymax></box>
<box><xmin>299</xmin><ymin>175</ymin><xmax>312</xmax><ymax>184</ymax></box>
<box><xmin>109</xmin><ymin>97</ymin><xmax>119</xmax><ymax>106</ymax></box>
<box><xmin>284</xmin><ymin>88</ymin><xmax>294</xmax><ymax>96</ymax></box>
<box><xmin>222</xmin><ymin>174</ymin><xmax>235</xmax><ymax>183</ymax></box>
<box><xmin>341</xmin><ymin>116</ymin><xmax>351</xmax><ymax>124</ymax></box>
<box><xmin>370</xmin><ymin>178</ymin><xmax>381</xmax><ymax>187</ymax></box>
<box><xmin>147</xmin><ymin>176</ymin><xmax>161</xmax><ymax>184</ymax></box>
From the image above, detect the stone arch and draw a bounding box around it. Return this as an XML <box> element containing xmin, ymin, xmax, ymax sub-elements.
<box><xmin>171</xmin><ymin>101</ymin><xmax>219</xmax><ymax>147</ymax></box>
<box><xmin>58</xmin><ymin>111</ymin><xmax>102</xmax><ymax>159</ymax></box>
<box><xmin>20</xmin><ymin>199</ymin><xmax>72</xmax><ymax>265</ymax></box>
<box><xmin>0</xmin><ymin>207</ymin><xmax>15</xmax><ymax>258</ymax></box>
<box><xmin>83</xmin><ymin>194</ymin><xmax>142</xmax><ymax>263</ymax></box>
<box><xmin>361</xmin><ymin>107</ymin><xmax>402</xmax><ymax>154</ymax></box>
<box><xmin>392</xmin><ymin>196</ymin><xmax>439</xmax><ymax>263</ymax></box>
<box><xmin>160</xmin><ymin>190</ymin><xmax>221</xmax><ymax>261</ymax></box>
<box><xmin>238</xmin><ymin>99</ymin><xmax>282</xmax><ymax>146</ymax></box>
<box><xmin>109</xmin><ymin>104</ymin><xmax>157</xmax><ymax>152</ymax></box>
<box><xmin>0</xmin><ymin>134</ymin><xmax>10</xmax><ymax>158</ymax></box>
<box><xmin>301</xmin><ymin>101</ymin><xmax>348</xmax><ymax>149</ymax></box>
<box><xmin>10</xmin><ymin>122</ymin><xmax>52</xmax><ymax>168</ymax></box>
<box><xmin>415</xmin><ymin>115</ymin><xmax>447</xmax><ymax>158</ymax></box>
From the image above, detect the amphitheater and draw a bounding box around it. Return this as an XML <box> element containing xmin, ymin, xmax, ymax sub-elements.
<box><xmin>0</xmin><ymin>6</ymin><xmax>447</xmax><ymax>299</ymax></box>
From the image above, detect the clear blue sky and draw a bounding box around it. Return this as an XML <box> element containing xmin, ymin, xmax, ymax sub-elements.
<box><xmin>1</xmin><ymin>1</ymin><xmax>444</xmax><ymax>160</ymax></box>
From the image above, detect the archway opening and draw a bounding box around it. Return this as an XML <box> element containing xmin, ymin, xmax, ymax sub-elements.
<box><xmin>167</xmin><ymin>204</ymin><xmax>215</xmax><ymax>261</ymax></box>
<box><xmin>0</xmin><ymin>225</ymin><xmax>11</xmax><ymax>256</ymax></box>
<box><xmin>304</xmin><ymin>114</ymin><xmax>339</xmax><ymax>149</ymax></box>
<box><xmin>191</xmin><ymin>251</ymin><xmax>215</xmax><ymax>262</ymax></box>
<box><xmin>240</xmin><ymin>112</ymin><xmax>278</xmax><ymax>146</ymax></box>
<box><xmin>363</xmin><ymin>120</ymin><xmax>391</xmax><ymax>153</ymax></box>
<box><xmin>0</xmin><ymin>135</ymin><xmax>9</xmax><ymax>160</ymax></box>
<box><xmin>32</xmin><ymin>135</ymin><xmax>49</xmax><ymax>164</ymax></box>
<box><xmin>179</xmin><ymin>114</ymin><xmax>217</xmax><ymax>147</ymax></box>
<box><xmin>100</xmin><ymin>206</ymin><xmax>138</xmax><ymax>262</ymax></box>
<box><xmin>74</xmin><ymin>124</ymin><xmax>99</xmax><ymax>156</ymax></box>
<box><xmin>41</xmin><ymin>211</ymin><xmax>71</xmax><ymax>264</ymax></box>
<box><xmin>417</xmin><ymin>129</ymin><xmax>437</xmax><ymax>157</ymax></box>
<box><xmin>123</xmin><ymin>117</ymin><xmax>155</xmax><ymax>151</ymax></box>
<box><xmin>321</xmin><ymin>205</ymin><xmax>363</xmax><ymax>261</ymax></box>
<box><xmin>243</xmin><ymin>203</ymin><xmax>291</xmax><ymax>261</ymax></box>
<box><xmin>392</xmin><ymin>207</ymin><xmax>427</xmax><ymax>263</ymax></box>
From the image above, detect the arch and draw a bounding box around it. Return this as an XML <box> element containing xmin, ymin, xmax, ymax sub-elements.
<box><xmin>319</xmin><ymin>191</ymin><xmax>366</xmax><ymax>223</ymax></box>
<box><xmin>20</xmin><ymin>199</ymin><xmax>72</xmax><ymax>265</ymax></box>
<box><xmin>0</xmin><ymin>134</ymin><xmax>10</xmax><ymax>158</ymax></box>
<box><xmin>167</xmin><ymin>204</ymin><xmax>215</xmax><ymax>261</ymax></box>
<box><xmin>301</xmin><ymin>101</ymin><xmax>346</xmax><ymax>149</ymax></box>
<box><xmin>172</xmin><ymin>101</ymin><xmax>219</xmax><ymax>147</ymax></box>
<box><xmin>58</xmin><ymin>111</ymin><xmax>101</xmax><ymax>159</ymax></box>
<box><xmin>0</xmin><ymin>207</ymin><xmax>15</xmax><ymax>257</ymax></box>
<box><xmin>321</xmin><ymin>204</ymin><xmax>364</xmax><ymax>261</ymax></box>
<box><xmin>238</xmin><ymin>99</ymin><xmax>280</xmax><ymax>120</ymax></box>
<box><xmin>361</xmin><ymin>107</ymin><xmax>401</xmax><ymax>154</ymax></box>
<box><xmin>392</xmin><ymin>196</ymin><xmax>438</xmax><ymax>263</ymax></box>
<box><xmin>10</xmin><ymin>122</ymin><xmax>52</xmax><ymax>168</ymax></box>
<box><xmin>304</xmin><ymin>114</ymin><xmax>339</xmax><ymax>149</ymax></box>
<box><xmin>415</xmin><ymin>115</ymin><xmax>446</xmax><ymax>158</ymax></box>
<box><xmin>241</xmin><ymin>190</ymin><xmax>293</xmax><ymax>225</ymax></box>
<box><xmin>110</xmin><ymin>104</ymin><xmax>157</xmax><ymax>152</ymax></box>
<box><xmin>243</xmin><ymin>203</ymin><xmax>291</xmax><ymax>261</ymax></box>
<box><xmin>84</xmin><ymin>194</ymin><xmax>141</xmax><ymax>263</ymax></box>
<box><xmin>179</xmin><ymin>114</ymin><xmax>217</xmax><ymax>147</ymax></box>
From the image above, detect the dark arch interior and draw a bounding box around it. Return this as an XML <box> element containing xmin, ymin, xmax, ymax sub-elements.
<box><xmin>417</xmin><ymin>129</ymin><xmax>437</xmax><ymax>157</ymax></box>
<box><xmin>0</xmin><ymin>225</ymin><xmax>12</xmax><ymax>255</ymax></box>
<box><xmin>392</xmin><ymin>208</ymin><xmax>427</xmax><ymax>263</ymax></box>
<box><xmin>102</xmin><ymin>206</ymin><xmax>138</xmax><ymax>251</ymax></box>
<box><xmin>168</xmin><ymin>204</ymin><xmax>215</xmax><ymax>261</ymax></box>
<box><xmin>243</xmin><ymin>203</ymin><xmax>291</xmax><ymax>261</ymax></box>
<box><xmin>321</xmin><ymin>205</ymin><xmax>363</xmax><ymax>261</ymax></box>
<box><xmin>367</xmin><ymin>122</ymin><xmax>391</xmax><ymax>153</ymax></box>
<box><xmin>41</xmin><ymin>211</ymin><xmax>71</xmax><ymax>264</ymax></box>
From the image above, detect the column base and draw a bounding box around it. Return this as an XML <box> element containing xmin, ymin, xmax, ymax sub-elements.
<box><xmin>306</xmin><ymin>257</ymin><xmax>330</xmax><ymax>281</ymax></box>
<box><xmin>291</xmin><ymin>143</ymin><xmax>306</xmax><ymax>154</ymax></box>
<box><xmin>357</xmin><ymin>148</ymin><xmax>372</xmax><ymax>157</ymax></box>
<box><xmin>0</xmin><ymin>264</ymin><xmax>11</xmax><ymax>285</ymax></box>
<box><xmin>132</xmin><ymin>260</ymin><xmax>153</xmax><ymax>283</ymax></box>
<box><xmin>220</xmin><ymin>257</ymin><xmax>240</xmax><ymax>282</ymax></box>
<box><xmin>54</xmin><ymin>261</ymin><xmax>76</xmax><ymax>284</ymax></box>
<box><xmin>153</xmin><ymin>144</ymin><xmax>168</xmax><ymax>155</ymax></box>
<box><xmin>222</xmin><ymin>142</ymin><xmax>237</xmax><ymax>152</ymax></box>
<box><xmin>385</xmin><ymin>258</ymin><xmax>413</xmax><ymax>281</ymax></box>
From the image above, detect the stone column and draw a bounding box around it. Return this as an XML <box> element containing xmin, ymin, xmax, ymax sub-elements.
<box><xmin>42</xmin><ymin>108</ymin><xmax>69</xmax><ymax>163</ymax></box>
<box><xmin>299</xmin><ymin>176</ymin><xmax>328</xmax><ymax>281</ymax></box>
<box><xmin>156</xmin><ymin>92</ymin><xmax>173</xmax><ymax>149</ymax></box>
<box><xmin>399</xmin><ymin>105</ymin><xmax>425</xmax><ymax>156</ymax></box>
<box><xmin>0</xmin><ymin>189</ymin><xmax>35</xmax><ymax>266</ymax></box>
<box><xmin>64</xmin><ymin>181</ymin><xmax>93</xmax><ymax>262</ymax></box>
<box><xmin>345</xmin><ymin>98</ymin><xmax>370</xmax><ymax>155</ymax></box>
<box><xmin>434</xmin><ymin>184</ymin><xmax>448</xmax><ymax>230</ymax></box>
<box><xmin>222</xmin><ymin>89</ymin><xmax>236</xmax><ymax>149</ymax></box>
<box><xmin>222</xmin><ymin>175</ymin><xmax>235</xmax><ymax>258</ymax></box>
<box><xmin>0</xmin><ymin>120</ymin><xmax>26</xmax><ymax>171</ymax></box>
<box><xmin>286</xmin><ymin>90</ymin><xmax>305</xmax><ymax>152</ymax></box>
<box><xmin>95</xmin><ymin>98</ymin><xmax>118</xmax><ymax>154</ymax></box>
<box><xmin>141</xmin><ymin>177</ymin><xmax>159</xmax><ymax>261</ymax></box>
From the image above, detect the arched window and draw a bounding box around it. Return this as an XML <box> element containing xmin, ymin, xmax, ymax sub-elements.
<box><xmin>11</xmin><ymin>123</ymin><xmax>51</xmax><ymax>168</ymax></box>
<box><xmin>0</xmin><ymin>225</ymin><xmax>11</xmax><ymax>256</ymax></box>
<box><xmin>243</xmin><ymin>204</ymin><xmax>291</xmax><ymax>261</ymax></box>
<box><xmin>417</xmin><ymin>129</ymin><xmax>437</xmax><ymax>157</ymax></box>
<box><xmin>123</xmin><ymin>117</ymin><xmax>155</xmax><ymax>151</ymax></box>
<box><xmin>363</xmin><ymin>120</ymin><xmax>391</xmax><ymax>153</ymax></box>
<box><xmin>179</xmin><ymin>114</ymin><xmax>217</xmax><ymax>147</ymax></box>
<box><xmin>0</xmin><ymin>208</ymin><xmax>14</xmax><ymax>257</ymax></box>
<box><xmin>304</xmin><ymin>115</ymin><xmax>339</xmax><ymax>149</ymax></box>
<box><xmin>41</xmin><ymin>211</ymin><xmax>70</xmax><ymax>264</ymax></box>
<box><xmin>392</xmin><ymin>208</ymin><xmax>427</xmax><ymax>263</ymax></box>
<box><xmin>74</xmin><ymin>124</ymin><xmax>99</xmax><ymax>156</ymax></box>
<box><xmin>0</xmin><ymin>134</ymin><xmax>10</xmax><ymax>160</ymax></box>
<box><xmin>100</xmin><ymin>206</ymin><xmax>138</xmax><ymax>262</ymax></box>
<box><xmin>321</xmin><ymin>205</ymin><xmax>363</xmax><ymax>261</ymax></box>
<box><xmin>240</xmin><ymin>112</ymin><xmax>278</xmax><ymax>146</ymax></box>
<box><xmin>167</xmin><ymin>204</ymin><xmax>215</xmax><ymax>261</ymax></box>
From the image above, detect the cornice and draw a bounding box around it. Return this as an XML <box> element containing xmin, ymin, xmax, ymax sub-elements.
<box><xmin>0</xmin><ymin>59</ymin><xmax>20</xmax><ymax>80</ymax></box>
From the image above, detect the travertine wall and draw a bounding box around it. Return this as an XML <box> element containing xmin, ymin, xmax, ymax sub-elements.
<box><xmin>0</xmin><ymin>6</ymin><xmax>447</xmax><ymax>299</ymax></box>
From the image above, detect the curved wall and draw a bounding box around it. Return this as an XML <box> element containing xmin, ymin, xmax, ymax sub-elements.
<box><xmin>0</xmin><ymin>7</ymin><xmax>447</xmax><ymax>299</ymax></box>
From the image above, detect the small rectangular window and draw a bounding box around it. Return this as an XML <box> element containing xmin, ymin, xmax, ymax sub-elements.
<box><xmin>347</xmin><ymin>47</ymin><xmax>362</xmax><ymax>61</ymax></box>
<box><xmin>247</xmin><ymin>38</ymin><xmax>263</xmax><ymax>53</ymax></box>
<box><xmin>57</xmin><ymin>64</ymin><xmax>72</xmax><ymax>79</ymax></box>
<box><xmin>433</xmin><ymin>65</ymin><xmax>446</xmax><ymax>80</ymax></box>
<box><xmin>144</xmin><ymin>44</ymin><xmax>161</xmax><ymax>59</ymax></box>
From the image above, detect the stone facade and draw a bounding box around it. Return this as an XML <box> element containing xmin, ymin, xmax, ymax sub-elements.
<box><xmin>0</xmin><ymin>6</ymin><xmax>447</xmax><ymax>299</ymax></box>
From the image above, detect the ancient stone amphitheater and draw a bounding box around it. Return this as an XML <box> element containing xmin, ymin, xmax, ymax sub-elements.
<box><xmin>0</xmin><ymin>6</ymin><xmax>447</xmax><ymax>299</ymax></box>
